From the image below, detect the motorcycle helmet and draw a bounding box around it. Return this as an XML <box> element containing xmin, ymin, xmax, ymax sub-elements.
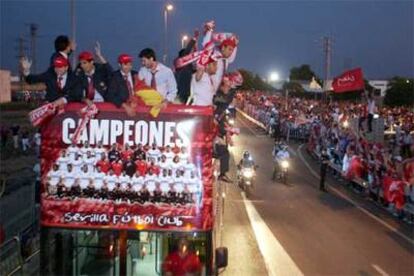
<box><xmin>243</xmin><ymin>151</ymin><xmax>250</xmax><ymax>159</ymax></box>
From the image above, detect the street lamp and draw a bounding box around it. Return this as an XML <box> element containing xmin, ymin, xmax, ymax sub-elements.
<box><xmin>269</xmin><ymin>72</ymin><xmax>280</xmax><ymax>82</ymax></box>
<box><xmin>181</xmin><ymin>35</ymin><xmax>188</xmax><ymax>48</ymax></box>
<box><xmin>163</xmin><ymin>3</ymin><xmax>174</xmax><ymax>64</ymax></box>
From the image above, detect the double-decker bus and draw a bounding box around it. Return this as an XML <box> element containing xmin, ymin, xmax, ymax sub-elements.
<box><xmin>39</xmin><ymin>103</ymin><xmax>228</xmax><ymax>275</ymax></box>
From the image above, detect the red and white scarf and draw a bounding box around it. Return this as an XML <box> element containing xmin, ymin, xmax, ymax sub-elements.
<box><xmin>71</xmin><ymin>104</ymin><xmax>98</xmax><ymax>144</ymax></box>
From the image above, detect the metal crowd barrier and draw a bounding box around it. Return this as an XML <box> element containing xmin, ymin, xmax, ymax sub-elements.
<box><xmin>0</xmin><ymin>230</ymin><xmax>40</xmax><ymax>276</ymax></box>
<box><xmin>0</xmin><ymin>237</ymin><xmax>24</xmax><ymax>276</ymax></box>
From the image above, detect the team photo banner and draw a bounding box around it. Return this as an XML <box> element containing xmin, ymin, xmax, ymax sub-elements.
<box><xmin>40</xmin><ymin>103</ymin><xmax>215</xmax><ymax>231</ymax></box>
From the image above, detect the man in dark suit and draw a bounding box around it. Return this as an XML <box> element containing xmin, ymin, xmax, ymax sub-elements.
<box><xmin>174</xmin><ymin>31</ymin><xmax>198</xmax><ymax>103</ymax></box>
<box><xmin>107</xmin><ymin>54</ymin><xmax>138</xmax><ymax>116</ymax></box>
<box><xmin>21</xmin><ymin>56</ymin><xmax>82</xmax><ymax>105</ymax></box>
<box><xmin>49</xmin><ymin>35</ymin><xmax>76</xmax><ymax>72</ymax></box>
<box><xmin>75</xmin><ymin>50</ymin><xmax>113</xmax><ymax>106</ymax></box>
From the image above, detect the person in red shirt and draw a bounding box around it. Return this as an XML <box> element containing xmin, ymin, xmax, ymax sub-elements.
<box><xmin>135</xmin><ymin>157</ymin><xmax>148</xmax><ymax>176</ymax></box>
<box><xmin>96</xmin><ymin>154</ymin><xmax>111</xmax><ymax>174</ymax></box>
<box><xmin>112</xmin><ymin>159</ymin><xmax>124</xmax><ymax>176</ymax></box>
<box><xmin>121</xmin><ymin>143</ymin><xmax>134</xmax><ymax>161</ymax></box>
<box><xmin>162</xmin><ymin>238</ymin><xmax>202</xmax><ymax>276</ymax></box>
<box><xmin>148</xmin><ymin>161</ymin><xmax>160</xmax><ymax>176</ymax></box>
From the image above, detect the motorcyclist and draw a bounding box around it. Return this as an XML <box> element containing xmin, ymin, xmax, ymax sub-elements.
<box><xmin>238</xmin><ymin>151</ymin><xmax>256</xmax><ymax>169</ymax></box>
<box><xmin>237</xmin><ymin>151</ymin><xmax>256</xmax><ymax>179</ymax></box>
<box><xmin>272</xmin><ymin>143</ymin><xmax>290</xmax><ymax>180</ymax></box>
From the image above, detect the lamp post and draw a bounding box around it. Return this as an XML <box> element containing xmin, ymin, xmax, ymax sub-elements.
<box><xmin>181</xmin><ymin>35</ymin><xmax>188</xmax><ymax>48</ymax></box>
<box><xmin>163</xmin><ymin>3</ymin><xmax>174</xmax><ymax>64</ymax></box>
<box><xmin>70</xmin><ymin>0</ymin><xmax>76</xmax><ymax>67</ymax></box>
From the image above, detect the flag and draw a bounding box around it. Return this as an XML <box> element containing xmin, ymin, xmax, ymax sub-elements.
<box><xmin>332</xmin><ymin>68</ymin><xmax>365</xmax><ymax>93</ymax></box>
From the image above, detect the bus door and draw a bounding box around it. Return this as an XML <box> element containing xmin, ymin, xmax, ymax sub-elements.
<box><xmin>126</xmin><ymin>231</ymin><xmax>212</xmax><ymax>276</ymax></box>
<box><xmin>72</xmin><ymin>230</ymin><xmax>118</xmax><ymax>276</ymax></box>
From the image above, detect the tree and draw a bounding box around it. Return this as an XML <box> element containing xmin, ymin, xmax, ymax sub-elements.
<box><xmin>383</xmin><ymin>77</ymin><xmax>414</xmax><ymax>107</ymax></box>
<box><xmin>238</xmin><ymin>69</ymin><xmax>274</xmax><ymax>91</ymax></box>
<box><xmin>289</xmin><ymin>64</ymin><xmax>319</xmax><ymax>82</ymax></box>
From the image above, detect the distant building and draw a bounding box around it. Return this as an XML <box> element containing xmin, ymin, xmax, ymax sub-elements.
<box><xmin>292</xmin><ymin>77</ymin><xmax>324</xmax><ymax>93</ymax></box>
<box><xmin>0</xmin><ymin>70</ymin><xmax>11</xmax><ymax>103</ymax></box>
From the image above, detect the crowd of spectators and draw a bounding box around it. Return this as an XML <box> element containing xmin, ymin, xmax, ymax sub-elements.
<box><xmin>236</xmin><ymin>90</ymin><xmax>414</xmax><ymax>221</ymax></box>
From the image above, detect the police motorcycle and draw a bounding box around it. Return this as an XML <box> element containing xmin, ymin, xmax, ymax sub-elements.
<box><xmin>237</xmin><ymin>151</ymin><xmax>258</xmax><ymax>196</ymax></box>
<box><xmin>272</xmin><ymin>142</ymin><xmax>290</xmax><ymax>185</ymax></box>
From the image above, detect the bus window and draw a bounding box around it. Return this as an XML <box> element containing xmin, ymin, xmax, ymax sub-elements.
<box><xmin>127</xmin><ymin>231</ymin><xmax>211</xmax><ymax>276</ymax></box>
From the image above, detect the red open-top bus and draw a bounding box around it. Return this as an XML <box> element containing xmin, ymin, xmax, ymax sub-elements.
<box><xmin>39</xmin><ymin>103</ymin><xmax>227</xmax><ymax>276</ymax></box>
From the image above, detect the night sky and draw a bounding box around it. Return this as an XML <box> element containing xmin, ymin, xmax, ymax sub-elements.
<box><xmin>1</xmin><ymin>0</ymin><xmax>413</xmax><ymax>80</ymax></box>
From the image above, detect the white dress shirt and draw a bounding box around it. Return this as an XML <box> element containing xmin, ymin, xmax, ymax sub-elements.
<box><xmin>138</xmin><ymin>63</ymin><xmax>177</xmax><ymax>102</ymax></box>
<box><xmin>202</xmin><ymin>30</ymin><xmax>237</xmax><ymax>92</ymax></box>
<box><xmin>190</xmin><ymin>72</ymin><xmax>216</xmax><ymax>106</ymax></box>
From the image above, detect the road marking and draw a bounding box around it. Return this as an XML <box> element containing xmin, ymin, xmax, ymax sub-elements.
<box><xmin>297</xmin><ymin>144</ymin><xmax>414</xmax><ymax>246</ymax></box>
<box><xmin>372</xmin><ymin>264</ymin><xmax>390</xmax><ymax>276</ymax></box>
<box><xmin>241</xmin><ymin>191</ymin><xmax>304</xmax><ymax>276</ymax></box>
<box><xmin>287</xmin><ymin>146</ymin><xmax>297</xmax><ymax>157</ymax></box>
<box><xmin>236</xmin><ymin>108</ymin><xmax>267</xmax><ymax>130</ymax></box>
<box><xmin>237</xmin><ymin>116</ymin><xmax>267</xmax><ymax>137</ymax></box>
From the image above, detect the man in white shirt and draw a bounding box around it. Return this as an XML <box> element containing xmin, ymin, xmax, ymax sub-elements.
<box><xmin>71</xmin><ymin>153</ymin><xmax>83</xmax><ymax>174</ymax></box>
<box><xmin>119</xmin><ymin>171</ymin><xmax>131</xmax><ymax>192</ymax></box>
<box><xmin>174</xmin><ymin>171</ymin><xmax>185</xmax><ymax>204</ymax></box>
<box><xmin>63</xmin><ymin>164</ymin><xmax>76</xmax><ymax>191</ymax></box>
<box><xmin>202</xmin><ymin>22</ymin><xmax>238</xmax><ymax>92</ymax></box>
<box><xmin>132</xmin><ymin>171</ymin><xmax>144</xmax><ymax>188</ymax></box>
<box><xmin>80</xmin><ymin>141</ymin><xmax>92</xmax><ymax>159</ymax></box>
<box><xmin>159</xmin><ymin>170</ymin><xmax>173</xmax><ymax>202</ymax></box>
<box><xmin>57</xmin><ymin>150</ymin><xmax>70</xmax><ymax>172</ymax></box>
<box><xmin>138</xmin><ymin>48</ymin><xmax>177</xmax><ymax>104</ymax></box>
<box><xmin>145</xmin><ymin>170</ymin><xmax>157</xmax><ymax>194</ymax></box>
<box><xmin>159</xmin><ymin>155</ymin><xmax>172</xmax><ymax>175</ymax></box>
<box><xmin>67</xmin><ymin>141</ymin><xmax>79</xmax><ymax>160</ymax></box>
<box><xmin>183</xmin><ymin>158</ymin><xmax>196</xmax><ymax>178</ymax></box>
<box><xmin>93</xmin><ymin>166</ymin><xmax>106</xmax><ymax>192</ymax></box>
<box><xmin>164</xmin><ymin>145</ymin><xmax>175</xmax><ymax>164</ymax></box>
<box><xmin>147</xmin><ymin>143</ymin><xmax>162</xmax><ymax>163</ymax></box>
<box><xmin>189</xmin><ymin>57</ymin><xmax>218</xmax><ymax>106</ymax></box>
<box><xmin>367</xmin><ymin>92</ymin><xmax>376</xmax><ymax>133</ymax></box>
<box><xmin>79</xmin><ymin>165</ymin><xmax>92</xmax><ymax>191</ymax></box>
<box><xmin>179</xmin><ymin>146</ymin><xmax>189</xmax><ymax>164</ymax></box>
<box><xmin>47</xmin><ymin>164</ymin><xmax>61</xmax><ymax>195</ymax></box>
<box><xmin>83</xmin><ymin>151</ymin><xmax>96</xmax><ymax>173</ymax></box>
<box><xmin>94</xmin><ymin>141</ymin><xmax>106</xmax><ymax>163</ymax></box>
<box><xmin>105</xmin><ymin>170</ymin><xmax>118</xmax><ymax>199</ymax></box>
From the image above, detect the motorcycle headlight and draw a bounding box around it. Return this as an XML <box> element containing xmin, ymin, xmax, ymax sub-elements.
<box><xmin>281</xmin><ymin>161</ymin><xmax>289</xmax><ymax>169</ymax></box>
<box><xmin>243</xmin><ymin>169</ymin><xmax>254</xmax><ymax>178</ymax></box>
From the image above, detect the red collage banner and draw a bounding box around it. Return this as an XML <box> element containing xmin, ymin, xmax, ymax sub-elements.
<box><xmin>40</xmin><ymin>103</ymin><xmax>215</xmax><ymax>231</ymax></box>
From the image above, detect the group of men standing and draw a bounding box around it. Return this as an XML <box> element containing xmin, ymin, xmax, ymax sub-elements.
<box><xmin>21</xmin><ymin>35</ymin><xmax>178</xmax><ymax>116</ymax></box>
<box><xmin>21</xmin><ymin>20</ymin><xmax>239</xmax><ymax>114</ymax></box>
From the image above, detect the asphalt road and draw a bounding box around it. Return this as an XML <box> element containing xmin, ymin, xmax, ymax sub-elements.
<box><xmin>229</xmin><ymin>113</ymin><xmax>414</xmax><ymax>276</ymax></box>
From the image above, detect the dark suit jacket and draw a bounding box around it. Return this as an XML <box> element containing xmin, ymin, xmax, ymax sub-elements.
<box><xmin>75</xmin><ymin>63</ymin><xmax>113</xmax><ymax>101</ymax></box>
<box><xmin>174</xmin><ymin>38</ymin><xmax>196</xmax><ymax>103</ymax></box>
<box><xmin>25</xmin><ymin>70</ymin><xmax>81</xmax><ymax>103</ymax></box>
<box><xmin>107</xmin><ymin>70</ymin><xmax>138</xmax><ymax>107</ymax></box>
